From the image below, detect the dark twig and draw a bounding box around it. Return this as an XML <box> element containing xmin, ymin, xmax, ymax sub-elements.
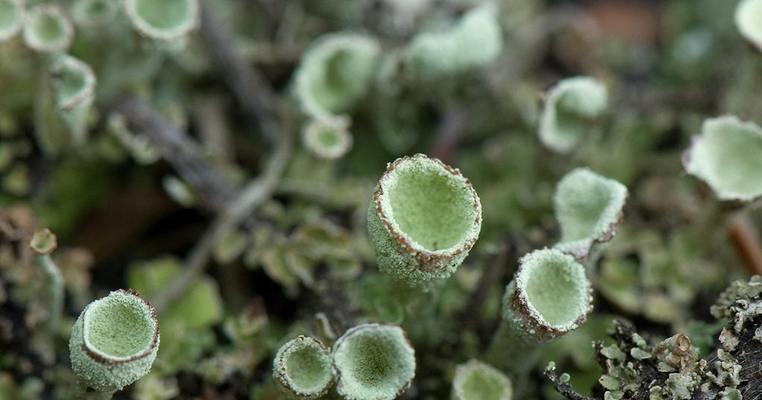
<box><xmin>117</xmin><ymin>97</ymin><xmax>237</xmax><ymax>212</ymax></box>
<box><xmin>727</xmin><ymin>212</ymin><xmax>762</xmax><ymax>276</ymax></box>
<box><xmin>199</xmin><ymin>0</ymin><xmax>278</xmax><ymax>141</ymax></box>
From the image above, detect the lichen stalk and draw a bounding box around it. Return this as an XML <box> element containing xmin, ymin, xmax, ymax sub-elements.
<box><xmin>30</xmin><ymin>229</ymin><xmax>63</xmax><ymax>335</ymax></box>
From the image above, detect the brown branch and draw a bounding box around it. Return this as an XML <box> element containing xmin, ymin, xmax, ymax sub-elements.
<box><xmin>198</xmin><ymin>0</ymin><xmax>278</xmax><ymax>141</ymax></box>
<box><xmin>116</xmin><ymin>96</ymin><xmax>237</xmax><ymax>212</ymax></box>
<box><xmin>727</xmin><ymin>212</ymin><xmax>762</xmax><ymax>276</ymax></box>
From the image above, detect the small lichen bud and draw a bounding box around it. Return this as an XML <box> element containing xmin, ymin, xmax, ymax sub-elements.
<box><xmin>538</xmin><ymin>77</ymin><xmax>608</xmax><ymax>153</ymax></box>
<box><xmin>553</xmin><ymin>168</ymin><xmax>628</xmax><ymax>259</ymax></box>
<box><xmin>332</xmin><ymin>323</ymin><xmax>416</xmax><ymax>400</ymax></box>
<box><xmin>272</xmin><ymin>335</ymin><xmax>335</xmax><ymax>400</ymax></box>
<box><xmin>405</xmin><ymin>4</ymin><xmax>503</xmax><ymax>78</ymax></box>
<box><xmin>124</xmin><ymin>0</ymin><xmax>199</xmax><ymax>41</ymax></box>
<box><xmin>22</xmin><ymin>5</ymin><xmax>74</xmax><ymax>53</ymax></box>
<box><xmin>736</xmin><ymin>0</ymin><xmax>762</xmax><ymax>51</ymax></box>
<box><xmin>502</xmin><ymin>248</ymin><xmax>593</xmax><ymax>341</ymax></box>
<box><xmin>367</xmin><ymin>154</ymin><xmax>482</xmax><ymax>286</ymax></box>
<box><xmin>302</xmin><ymin>117</ymin><xmax>353</xmax><ymax>160</ymax></box>
<box><xmin>682</xmin><ymin>115</ymin><xmax>762</xmax><ymax>202</ymax></box>
<box><xmin>69</xmin><ymin>289</ymin><xmax>160</xmax><ymax>393</ymax></box>
<box><xmin>295</xmin><ymin>32</ymin><xmax>380</xmax><ymax>118</ymax></box>
<box><xmin>0</xmin><ymin>0</ymin><xmax>24</xmax><ymax>42</ymax></box>
<box><xmin>451</xmin><ymin>359</ymin><xmax>512</xmax><ymax>400</ymax></box>
<box><xmin>30</xmin><ymin>228</ymin><xmax>57</xmax><ymax>255</ymax></box>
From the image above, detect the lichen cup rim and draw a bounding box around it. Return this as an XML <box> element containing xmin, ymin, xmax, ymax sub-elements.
<box><xmin>452</xmin><ymin>359</ymin><xmax>512</xmax><ymax>400</ymax></box>
<box><xmin>735</xmin><ymin>0</ymin><xmax>762</xmax><ymax>52</ymax></box>
<box><xmin>0</xmin><ymin>0</ymin><xmax>25</xmax><ymax>41</ymax></box>
<box><xmin>332</xmin><ymin>323</ymin><xmax>416</xmax><ymax>400</ymax></box>
<box><xmin>22</xmin><ymin>4</ymin><xmax>74</xmax><ymax>53</ymax></box>
<box><xmin>554</xmin><ymin>167</ymin><xmax>628</xmax><ymax>260</ymax></box>
<box><xmin>81</xmin><ymin>289</ymin><xmax>160</xmax><ymax>365</ymax></box>
<box><xmin>52</xmin><ymin>55</ymin><xmax>97</xmax><ymax>112</ymax></box>
<box><xmin>372</xmin><ymin>153</ymin><xmax>482</xmax><ymax>272</ymax></box>
<box><xmin>682</xmin><ymin>115</ymin><xmax>762</xmax><ymax>203</ymax></box>
<box><xmin>273</xmin><ymin>335</ymin><xmax>335</xmax><ymax>399</ymax></box>
<box><xmin>538</xmin><ymin>76</ymin><xmax>608</xmax><ymax>154</ymax></box>
<box><xmin>294</xmin><ymin>31</ymin><xmax>381</xmax><ymax>119</ymax></box>
<box><xmin>123</xmin><ymin>0</ymin><xmax>199</xmax><ymax>41</ymax></box>
<box><xmin>505</xmin><ymin>249</ymin><xmax>593</xmax><ymax>340</ymax></box>
<box><xmin>302</xmin><ymin>116</ymin><xmax>353</xmax><ymax>160</ymax></box>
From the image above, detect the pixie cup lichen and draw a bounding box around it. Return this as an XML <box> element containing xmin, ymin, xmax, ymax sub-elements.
<box><xmin>538</xmin><ymin>77</ymin><xmax>608</xmax><ymax>153</ymax></box>
<box><xmin>554</xmin><ymin>168</ymin><xmax>628</xmax><ymax>259</ymax></box>
<box><xmin>302</xmin><ymin>117</ymin><xmax>353</xmax><ymax>160</ymax></box>
<box><xmin>367</xmin><ymin>154</ymin><xmax>482</xmax><ymax>285</ymax></box>
<box><xmin>273</xmin><ymin>335</ymin><xmax>335</xmax><ymax>400</ymax></box>
<box><xmin>683</xmin><ymin>115</ymin><xmax>762</xmax><ymax>203</ymax></box>
<box><xmin>452</xmin><ymin>360</ymin><xmax>512</xmax><ymax>400</ymax></box>
<box><xmin>333</xmin><ymin>323</ymin><xmax>416</xmax><ymax>400</ymax></box>
<box><xmin>504</xmin><ymin>249</ymin><xmax>593</xmax><ymax>341</ymax></box>
<box><xmin>69</xmin><ymin>289</ymin><xmax>160</xmax><ymax>394</ymax></box>
<box><xmin>124</xmin><ymin>0</ymin><xmax>199</xmax><ymax>41</ymax></box>
<box><xmin>51</xmin><ymin>55</ymin><xmax>96</xmax><ymax>143</ymax></box>
<box><xmin>405</xmin><ymin>4</ymin><xmax>503</xmax><ymax>79</ymax></box>
<box><xmin>0</xmin><ymin>0</ymin><xmax>24</xmax><ymax>42</ymax></box>
<box><xmin>736</xmin><ymin>0</ymin><xmax>762</xmax><ymax>51</ymax></box>
<box><xmin>295</xmin><ymin>32</ymin><xmax>380</xmax><ymax>118</ymax></box>
<box><xmin>22</xmin><ymin>5</ymin><xmax>73</xmax><ymax>53</ymax></box>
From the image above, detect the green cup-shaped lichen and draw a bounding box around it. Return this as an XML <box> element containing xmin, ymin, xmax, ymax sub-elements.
<box><xmin>553</xmin><ymin>168</ymin><xmax>627</xmax><ymax>259</ymax></box>
<box><xmin>69</xmin><ymin>289</ymin><xmax>160</xmax><ymax>393</ymax></box>
<box><xmin>538</xmin><ymin>77</ymin><xmax>608</xmax><ymax>154</ymax></box>
<box><xmin>51</xmin><ymin>55</ymin><xmax>96</xmax><ymax>112</ymax></box>
<box><xmin>405</xmin><ymin>4</ymin><xmax>502</xmax><ymax>79</ymax></box>
<box><xmin>0</xmin><ymin>0</ymin><xmax>24</xmax><ymax>42</ymax></box>
<box><xmin>451</xmin><ymin>359</ymin><xmax>512</xmax><ymax>400</ymax></box>
<box><xmin>51</xmin><ymin>55</ymin><xmax>96</xmax><ymax>143</ymax></box>
<box><xmin>683</xmin><ymin>115</ymin><xmax>762</xmax><ymax>202</ymax></box>
<box><xmin>295</xmin><ymin>32</ymin><xmax>380</xmax><ymax>118</ymax></box>
<box><xmin>22</xmin><ymin>5</ymin><xmax>74</xmax><ymax>53</ymax></box>
<box><xmin>273</xmin><ymin>335</ymin><xmax>334</xmax><ymax>399</ymax></box>
<box><xmin>333</xmin><ymin>324</ymin><xmax>416</xmax><ymax>400</ymax></box>
<box><xmin>367</xmin><ymin>154</ymin><xmax>482</xmax><ymax>285</ymax></box>
<box><xmin>124</xmin><ymin>0</ymin><xmax>199</xmax><ymax>41</ymax></box>
<box><xmin>503</xmin><ymin>249</ymin><xmax>592</xmax><ymax>341</ymax></box>
<box><xmin>736</xmin><ymin>0</ymin><xmax>762</xmax><ymax>51</ymax></box>
<box><xmin>302</xmin><ymin>117</ymin><xmax>353</xmax><ymax>160</ymax></box>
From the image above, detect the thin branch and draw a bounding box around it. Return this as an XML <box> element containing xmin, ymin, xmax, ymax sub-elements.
<box><xmin>429</xmin><ymin>104</ymin><xmax>467</xmax><ymax>164</ymax></box>
<box><xmin>198</xmin><ymin>0</ymin><xmax>278</xmax><ymax>141</ymax></box>
<box><xmin>727</xmin><ymin>212</ymin><xmax>762</xmax><ymax>276</ymax></box>
<box><xmin>151</xmin><ymin>128</ymin><xmax>293</xmax><ymax>313</ymax></box>
<box><xmin>117</xmin><ymin>97</ymin><xmax>237</xmax><ymax>212</ymax></box>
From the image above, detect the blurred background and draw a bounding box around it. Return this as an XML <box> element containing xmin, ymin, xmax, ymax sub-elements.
<box><xmin>1</xmin><ymin>0</ymin><xmax>761</xmax><ymax>398</ymax></box>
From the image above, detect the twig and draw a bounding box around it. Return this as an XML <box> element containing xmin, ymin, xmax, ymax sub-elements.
<box><xmin>198</xmin><ymin>0</ymin><xmax>278</xmax><ymax>141</ymax></box>
<box><xmin>117</xmin><ymin>97</ymin><xmax>237</xmax><ymax>212</ymax></box>
<box><xmin>151</xmin><ymin>128</ymin><xmax>293</xmax><ymax>313</ymax></box>
<box><xmin>727</xmin><ymin>212</ymin><xmax>762</xmax><ymax>276</ymax></box>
